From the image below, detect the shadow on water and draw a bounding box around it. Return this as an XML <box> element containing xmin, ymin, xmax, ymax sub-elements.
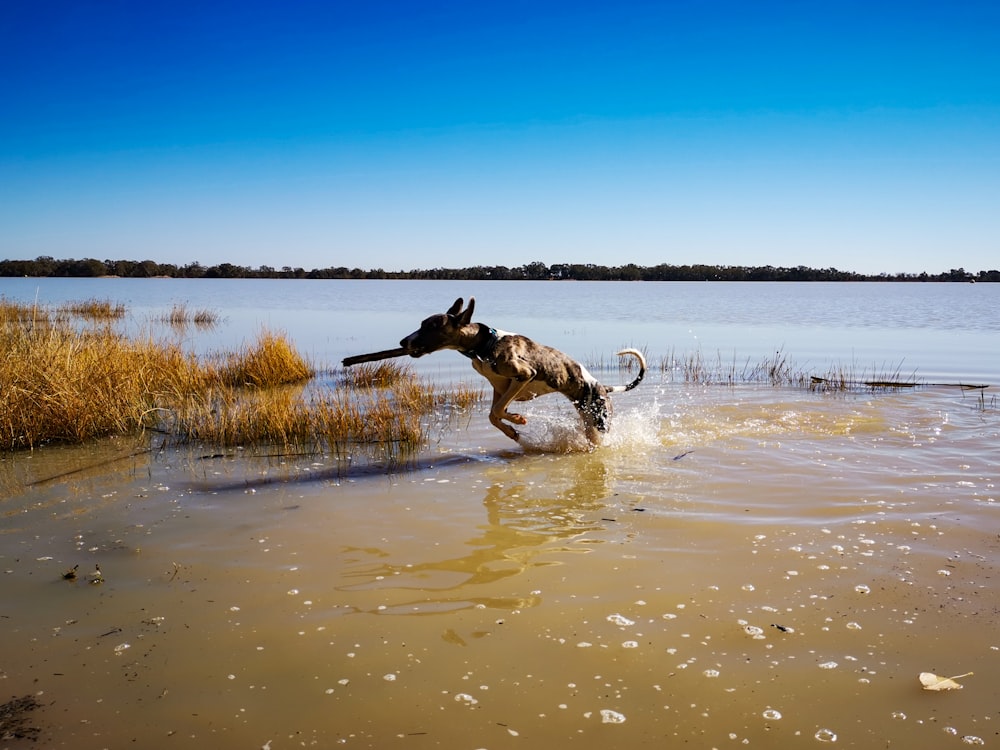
<box><xmin>179</xmin><ymin>448</ymin><xmax>515</xmax><ymax>495</ymax></box>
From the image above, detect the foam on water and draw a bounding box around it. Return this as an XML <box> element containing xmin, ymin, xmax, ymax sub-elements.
<box><xmin>515</xmin><ymin>397</ymin><xmax>665</xmax><ymax>454</ymax></box>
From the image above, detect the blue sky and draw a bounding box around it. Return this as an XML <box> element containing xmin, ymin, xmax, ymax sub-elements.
<box><xmin>2</xmin><ymin>0</ymin><xmax>998</xmax><ymax>275</ymax></box>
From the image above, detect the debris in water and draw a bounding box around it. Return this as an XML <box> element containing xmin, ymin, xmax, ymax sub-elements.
<box><xmin>86</xmin><ymin>564</ymin><xmax>104</xmax><ymax>584</ymax></box>
<box><xmin>919</xmin><ymin>671</ymin><xmax>973</xmax><ymax>691</ymax></box>
<box><xmin>61</xmin><ymin>564</ymin><xmax>79</xmax><ymax>580</ymax></box>
<box><xmin>0</xmin><ymin>694</ymin><xmax>42</xmax><ymax>741</ymax></box>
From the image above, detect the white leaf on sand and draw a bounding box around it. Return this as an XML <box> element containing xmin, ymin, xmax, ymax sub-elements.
<box><xmin>919</xmin><ymin>671</ymin><xmax>973</xmax><ymax>691</ymax></box>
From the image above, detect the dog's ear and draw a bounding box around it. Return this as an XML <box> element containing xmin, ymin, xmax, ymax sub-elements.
<box><xmin>459</xmin><ymin>297</ymin><xmax>475</xmax><ymax>325</ymax></box>
<box><xmin>446</xmin><ymin>298</ymin><xmax>464</xmax><ymax>317</ymax></box>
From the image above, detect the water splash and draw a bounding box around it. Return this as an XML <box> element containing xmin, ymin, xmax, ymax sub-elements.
<box><xmin>515</xmin><ymin>399</ymin><xmax>663</xmax><ymax>454</ymax></box>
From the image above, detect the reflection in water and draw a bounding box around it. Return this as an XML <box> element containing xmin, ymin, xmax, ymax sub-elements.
<box><xmin>338</xmin><ymin>456</ymin><xmax>615</xmax><ymax>613</ymax></box>
<box><xmin>0</xmin><ymin>436</ymin><xmax>154</xmax><ymax>529</ymax></box>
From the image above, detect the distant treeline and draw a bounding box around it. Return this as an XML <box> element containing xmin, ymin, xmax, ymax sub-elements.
<box><xmin>1</xmin><ymin>256</ymin><xmax>996</xmax><ymax>282</ymax></box>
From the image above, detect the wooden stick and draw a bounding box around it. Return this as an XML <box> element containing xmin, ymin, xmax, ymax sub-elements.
<box><xmin>342</xmin><ymin>347</ymin><xmax>408</xmax><ymax>367</ymax></box>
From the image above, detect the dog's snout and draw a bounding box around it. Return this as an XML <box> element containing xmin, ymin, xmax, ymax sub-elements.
<box><xmin>399</xmin><ymin>333</ymin><xmax>423</xmax><ymax>356</ymax></box>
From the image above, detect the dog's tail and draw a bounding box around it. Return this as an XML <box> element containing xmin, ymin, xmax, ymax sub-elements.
<box><xmin>606</xmin><ymin>348</ymin><xmax>647</xmax><ymax>393</ymax></box>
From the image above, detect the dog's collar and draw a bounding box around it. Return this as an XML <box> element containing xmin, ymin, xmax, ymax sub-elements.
<box><xmin>460</xmin><ymin>325</ymin><xmax>499</xmax><ymax>362</ymax></box>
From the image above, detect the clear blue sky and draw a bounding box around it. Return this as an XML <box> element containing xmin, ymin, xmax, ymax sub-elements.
<box><xmin>2</xmin><ymin>0</ymin><xmax>998</xmax><ymax>275</ymax></box>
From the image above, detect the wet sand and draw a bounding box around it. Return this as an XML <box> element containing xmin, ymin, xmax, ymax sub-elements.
<box><xmin>1</xmin><ymin>382</ymin><xmax>997</xmax><ymax>748</ymax></box>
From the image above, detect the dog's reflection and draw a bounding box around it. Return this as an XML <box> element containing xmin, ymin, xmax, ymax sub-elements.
<box><xmin>337</xmin><ymin>456</ymin><xmax>614</xmax><ymax>614</ymax></box>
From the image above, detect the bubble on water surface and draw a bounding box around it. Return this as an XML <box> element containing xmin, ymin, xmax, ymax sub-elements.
<box><xmin>846</xmin><ymin>621</ymin><xmax>862</xmax><ymax>630</ymax></box>
<box><xmin>703</xmin><ymin>669</ymin><xmax>720</xmax><ymax>678</ymax></box>
<box><xmin>818</xmin><ymin>661</ymin><xmax>838</xmax><ymax>669</ymax></box>
<box><xmin>762</xmin><ymin>709</ymin><xmax>782</xmax><ymax>720</ymax></box>
<box><xmin>854</xmin><ymin>584</ymin><xmax>871</xmax><ymax>594</ymax></box>
<box><xmin>607</xmin><ymin>613</ymin><xmax>635</xmax><ymax>627</ymax></box>
<box><xmin>961</xmin><ymin>736</ymin><xmax>985</xmax><ymax>745</ymax></box>
<box><xmin>454</xmin><ymin>693</ymin><xmax>478</xmax><ymax>706</ymax></box>
<box><xmin>600</xmin><ymin>709</ymin><xmax>626</xmax><ymax>724</ymax></box>
<box><xmin>815</xmin><ymin>728</ymin><xmax>838</xmax><ymax>742</ymax></box>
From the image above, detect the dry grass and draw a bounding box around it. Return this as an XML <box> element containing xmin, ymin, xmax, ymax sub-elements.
<box><xmin>159</xmin><ymin>303</ymin><xmax>220</xmax><ymax>328</ymax></box>
<box><xmin>0</xmin><ymin>297</ymin><xmax>52</xmax><ymax>326</ymax></box>
<box><xmin>58</xmin><ymin>298</ymin><xmax>126</xmax><ymax>320</ymax></box>
<box><xmin>1</xmin><ymin>324</ymin><xmax>179</xmax><ymax>449</ymax></box>
<box><xmin>345</xmin><ymin>360</ymin><xmax>414</xmax><ymax>388</ymax></box>
<box><xmin>215</xmin><ymin>330</ymin><xmax>314</xmax><ymax>388</ymax></box>
<box><xmin>1</xmin><ymin>300</ymin><xmax>483</xmax><ymax>459</ymax></box>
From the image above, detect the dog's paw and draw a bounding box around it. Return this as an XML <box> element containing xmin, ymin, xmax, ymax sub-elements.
<box><xmin>507</xmin><ymin>413</ymin><xmax>527</xmax><ymax>426</ymax></box>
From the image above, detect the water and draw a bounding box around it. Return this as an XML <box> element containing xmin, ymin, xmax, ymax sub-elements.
<box><xmin>2</xmin><ymin>277</ymin><xmax>998</xmax><ymax>380</ymax></box>
<box><xmin>1</xmin><ymin>278</ymin><xmax>997</xmax><ymax>748</ymax></box>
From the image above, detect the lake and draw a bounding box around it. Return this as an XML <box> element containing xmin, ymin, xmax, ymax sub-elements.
<box><xmin>1</xmin><ymin>278</ymin><xmax>997</xmax><ymax>748</ymax></box>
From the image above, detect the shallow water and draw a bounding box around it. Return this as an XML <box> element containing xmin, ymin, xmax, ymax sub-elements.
<box><xmin>2</xmin><ymin>381</ymin><xmax>997</xmax><ymax>748</ymax></box>
<box><xmin>1</xmin><ymin>280</ymin><xmax>998</xmax><ymax>748</ymax></box>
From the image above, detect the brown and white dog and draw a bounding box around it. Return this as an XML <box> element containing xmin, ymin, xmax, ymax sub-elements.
<box><xmin>399</xmin><ymin>297</ymin><xmax>646</xmax><ymax>445</ymax></box>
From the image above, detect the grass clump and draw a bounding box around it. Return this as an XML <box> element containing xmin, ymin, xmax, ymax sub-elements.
<box><xmin>59</xmin><ymin>298</ymin><xmax>126</xmax><ymax>320</ymax></box>
<box><xmin>159</xmin><ymin>303</ymin><xmax>220</xmax><ymax>328</ymax></box>
<box><xmin>216</xmin><ymin>330</ymin><xmax>314</xmax><ymax>387</ymax></box>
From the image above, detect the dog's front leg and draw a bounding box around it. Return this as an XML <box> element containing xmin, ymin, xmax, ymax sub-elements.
<box><xmin>488</xmin><ymin>379</ymin><xmax>533</xmax><ymax>441</ymax></box>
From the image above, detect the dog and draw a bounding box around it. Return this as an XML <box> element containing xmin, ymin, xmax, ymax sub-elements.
<box><xmin>399</xmin><ymin>297</ymin><xmax>646</xmax><ymax>445</ymax></box>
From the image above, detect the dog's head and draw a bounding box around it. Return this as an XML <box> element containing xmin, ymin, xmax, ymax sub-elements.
<box><xmin>399</xmin><ymin>297</ymin><xmax>476</xmax><ymax>357</ymax></box>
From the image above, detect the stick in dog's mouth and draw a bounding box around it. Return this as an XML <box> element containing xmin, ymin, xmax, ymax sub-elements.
<box><xmin>341</xmin><ymin>347</ymin><xmax>408</xmax><ymax>367</ymax></box>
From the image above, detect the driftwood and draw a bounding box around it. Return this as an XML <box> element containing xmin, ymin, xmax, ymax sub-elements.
<box><xmin>342</xmin><ymin>347</ymin><xmax>408</xmax><ymax>367</ymax></box>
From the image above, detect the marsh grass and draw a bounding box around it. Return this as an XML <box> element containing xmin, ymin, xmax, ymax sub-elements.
<box><xmin>345</xmin><ymin>360</ymin><xmax>414</xmax><ymax>388</ymax></box>
<box><xmin>656</xmin><ymin>347</ymin><xmax>927</xmax><ymax>393</ymax></box>
<box><xmin>808</xmin><ymin>361</ymin><xmax>920</xmax><ymax>393</ymax></box>
<box><xmin>659</xmin><ymin>347</ymin><xmax>812</xmax><ymax>387</ymax></box>
<box><xmin>215</xmin><ymin>330</ymin><xmax>314</xmax><ymax>388</ymax></box>
<box><xmin>159</xmin><ymin>303</ymin><xmax>220</xmax><ymax>328</ymax></box>
<box><xmin>1</xmin><ymin>300</ymin><xmax>483</xmax><ymax>459</ymax></box>
<box><xmin>1</xmin><ymin>323</ymin><xmax>180</xmax><ymax>449</ymax></box>
<box><xmin>58</xmin><ymin>298</ymin><xmax>126</xmax><ymax>320</ymax></box>
<box><xmin>0</xmin><ymin>297</ymin><xmax>52</xmax><ymax>326</ymax></box>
